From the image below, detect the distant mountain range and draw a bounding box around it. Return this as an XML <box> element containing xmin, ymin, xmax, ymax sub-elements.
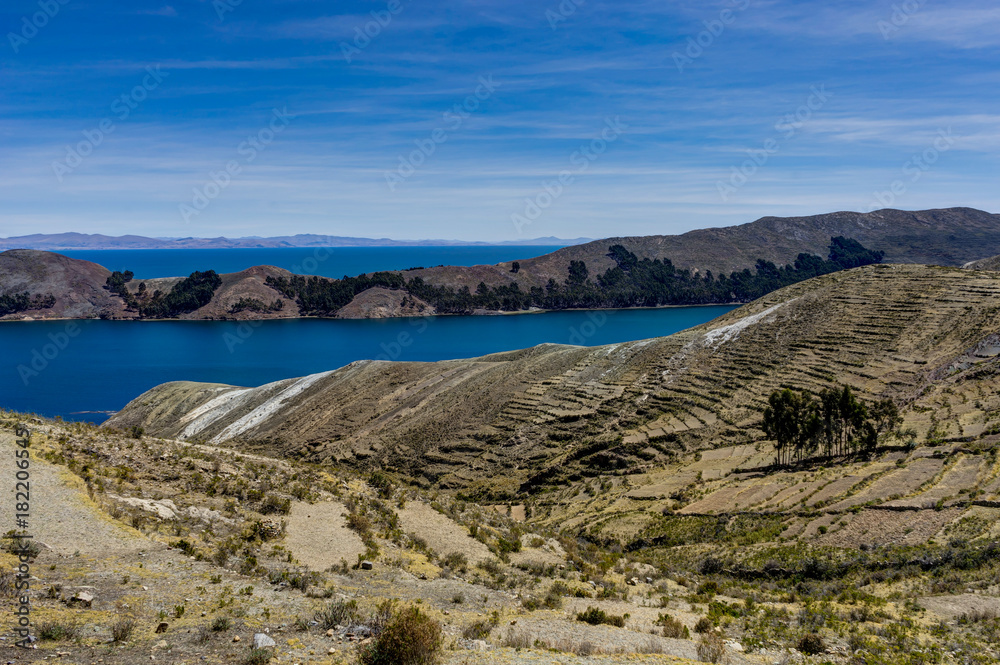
<box><xmin>0</xmin><ymin>232</ymin><xmax>592</xmax><ymax>250</ymax></box>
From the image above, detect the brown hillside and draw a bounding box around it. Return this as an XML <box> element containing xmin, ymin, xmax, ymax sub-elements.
<box><xmin>5</xmin><ymin>208</ymin><xmax>1000</xmax><ymax>321</ymax></box>
<box><xmin>963</xmin><ymin>253</ymin><xmax>1000</xmax><ymax>271</ymax></box>
<box><xmin>405</xmin><ymin>207</ymin><xmax>1000</xmax><ymax>291</ymax></box>
<box><xmin>109</xmin><ymin>263</ymin><xmax>1000</xmax><ymax>501</ymax></box>
<box><xmin>0</xmin><ymin>249</ymin><xmax>119</xmax><ymax>319</ymax></box>
<box><xmin>124</xmin><ymin>265</ymin><xmax>300</xmax><ymax>320</ymax></box>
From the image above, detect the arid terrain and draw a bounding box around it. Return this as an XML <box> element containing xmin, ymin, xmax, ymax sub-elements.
<box><xmin>3</xmin><ymin>259</ymin><xmax>1000</xmax><ymax>664</ymax></box>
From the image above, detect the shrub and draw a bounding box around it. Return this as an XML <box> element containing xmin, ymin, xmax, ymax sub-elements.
<box><xmin>111</xmin><ymin>616</ymin><xmax>138</xmax><ymax>642</ymax></box>
<box><xmin>36</xmin><ymin>621</ymin><xmax>80</xmax><ymax>641</ymax></box>
<box><xmin>0</xmin><ymin>571</ymin><xmax>16</xmax><ymax>598</ymax></box>
<box><xmin>797</xmin><ymin>632</ymin><xmax>826</xmax><ymax>655</ymax></box>
<box><xmin>658</xmin><ymin>613</ymin><xmax>690</xmax><ymax>639</ymax></box>
<box><xmin>694</xmin><ymin>617</ymin><xmax>713</xmax><ymax>633</ymax></box>
<box><xmin>346</xmin><ymin>512</ymin><xmax>372</xmax><ymax>535</ymax></box>
<box><xmin>496</xmin><ymin>535</ymin><xmax>522</xmax><ymax>554</ymax></box>
<box><xmin>211</xmin><ymin>616</ymin><xmax>232</xmax><ymax>632</ymax></box>
<box><xmin>441</xmin><ymin>552</ymin><xmax>468</xmax><ymax>573</ymax></box>
<box><xmin>357</xmin><ymin>606</ymin><xmax>442</xmax><ymax>665</ymax></box>
<box><xmin>314</xmin><ymin>599</ymin><xmax>358</xmax><ymax>629</ymax></box>
<box><xmin>696</xmin><ymin>580</ymin><xmax>719</xmax><ymax>596</ymax></box>
<box><xmin>3</xmin><ymin>534</ymin><xmax>40</xmax><ymax>559</ymax></box>
<box><xmin>576</xmin><ymin>606</ymin><xmax>625</xmax><ymax>627</ymax></box>
<box><xmin>173</xmin><ymin>539</ymin><xmax>196</xmax><ymax>556</ymax></box>
<box><xmin>697</xmin><ymin>632</ymin><xmax>725</xmax><ymax>663</ymax></box>
<box><xmin>699</xmin><ymin>557</ymin><xmax>725</xmax><ymax>575</ymax></box>
<box><xmin>462</xmin><ymin>611</ymin><xmax>499</xmax><ymax>639</ymax></box>
<box><xmin>244</xmin><ymin>647</ymin><xmax>274</xmax><ymax>664</ymax></box>
<box><xmin>259</xmin><ymin>494</ymin><xmax>291</xmax><ymax>515</ymax></box>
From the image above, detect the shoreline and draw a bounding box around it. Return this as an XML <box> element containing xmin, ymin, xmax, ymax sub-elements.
<box><xmin>0</xmin><ymin>301</ymin><xmax>741</xmax><ymax>324</ymax></box>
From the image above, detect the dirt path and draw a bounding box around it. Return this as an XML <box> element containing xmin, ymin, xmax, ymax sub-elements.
<box><xmin>0</xmin><ymin>432</ymin><xmax>149</xmax><ymax>556</ymax></box>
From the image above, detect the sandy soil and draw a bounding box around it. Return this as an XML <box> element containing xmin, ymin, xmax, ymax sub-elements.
<box><xmin>918</xmin><ymin>593</ymin><xmax>1000</xmax><ymax>620</ymax></box>
<box><xmin>398</xmin><ymin>502</ymin><xmax>494</xmax><ymax>564</ymax></box>
<box><xmin>0</xmin><ymin>432</ymin><xmax>148</xmax><ymax>556</ymax></box>
<box><xmin>284</xmin><ymin>500</ymin><xmax>367</xmax><ymax>570</ymax></box>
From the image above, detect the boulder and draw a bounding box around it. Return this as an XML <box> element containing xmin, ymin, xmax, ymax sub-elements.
<box><xmin>108</xmin><ymin>495</ymin><xmax>176</xmax><ymax>520</ymax></box>
<box><xmin>253</xmin><ymin>633</ymin><xmax>277</xmax><ymax>649</ymax></box>
<box><xmin>71</xmin><ymin>591</ymin><xmax>94</xmax><ymax>607</ymax></box>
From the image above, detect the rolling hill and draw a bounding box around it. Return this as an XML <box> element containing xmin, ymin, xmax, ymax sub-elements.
<box><xmin>10</xmin><ymin>259</ymin><xmax>1000</xmax><ymax>664</ymax></box>
<box><xmin>403</xmin><ymin>206</ymin><xmax>1000</xmax><ymax>291</ymax></box>
<box><xmin>5</xmin><ymin>207</ymin><xmax>1000</xmax><ymax>321</ymax></box>
<box><xmin>109</xmin><ymin>262</ymin><xmax>1000</xmax><ymax>504</ymax></box>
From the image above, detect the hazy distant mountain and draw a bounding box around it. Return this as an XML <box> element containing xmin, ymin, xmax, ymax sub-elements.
<box><xmin>0</xmin><ymin>232</ymin><xmax>592</xmax><ymax>251</ymax></box>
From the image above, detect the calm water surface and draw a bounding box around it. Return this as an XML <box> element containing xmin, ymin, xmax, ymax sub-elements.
<box><xmin>0</xmin><ymin>306</ymin><xmax>735</xmax><ymax>423</ymax></box>
<box><xmin>61</xmin><ymin>246</ymin><xmax>567</xmax><ymax>279</ymax></box>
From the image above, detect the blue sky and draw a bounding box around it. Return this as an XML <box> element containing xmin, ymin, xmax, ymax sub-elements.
<box><xmin>1</xmin><ymin>0</ymin><xmax>998</xmax><ymax>241</ymax></box>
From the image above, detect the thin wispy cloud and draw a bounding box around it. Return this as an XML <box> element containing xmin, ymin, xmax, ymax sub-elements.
<box><xmin>0</xmin><ymin>0</ymin><xmax>996</xmax><ymax>239</ymax></box>
<box><xmin>135</xmin><ymin>6</ymin><xmax>177</xmax><ymax>17</ymax></box>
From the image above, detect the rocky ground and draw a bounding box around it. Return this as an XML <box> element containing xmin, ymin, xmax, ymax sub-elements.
<box><xmin>3</xmin><ymin>411</ymin><xmax>1000</xmax><ymax>665</ymax></box>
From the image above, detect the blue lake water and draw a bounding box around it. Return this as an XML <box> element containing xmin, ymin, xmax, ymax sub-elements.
<box><xmin>0</xmin><ymin>306</ymin><xmax>736</xmax><ymax>423</ymax></box>
<box><xmin>61</xmin><ymin>246</ymin><xmax>568</xmax><ymax>279</ymax></box>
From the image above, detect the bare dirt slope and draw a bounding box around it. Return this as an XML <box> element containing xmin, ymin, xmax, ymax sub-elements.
<box><xmin>398</xmin><ymin>501</ymin><xmax>494</xmax><ymax>564</ymax></box>
<box><xmin>284</xmin><ymin>500</ymin><xmax>367</xmax><ymax>570</ymax></box>
<box><xmin>0</xmin><ymin>432</ymin><xmax>147</xmax><ymax>555</ymax></box>
<box><xmin>0</xmin><ymin>249</ymin><xmax>119</xmax><ymax>319</ymax></box>
<box><xmin>333</xmin><ymin>286</ymin><xmax>435</xmax><ymax>318</ymax></box>
<box><xmin>963</xmin><ymin>253</ymin><xmax>1000</xmax><ymax>270</ymax></box>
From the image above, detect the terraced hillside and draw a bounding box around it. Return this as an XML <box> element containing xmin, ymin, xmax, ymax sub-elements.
<box><xmin>111</xmin><ymin>263</ymin><xmax>1000</xmax><ymax>506</ymax></box>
